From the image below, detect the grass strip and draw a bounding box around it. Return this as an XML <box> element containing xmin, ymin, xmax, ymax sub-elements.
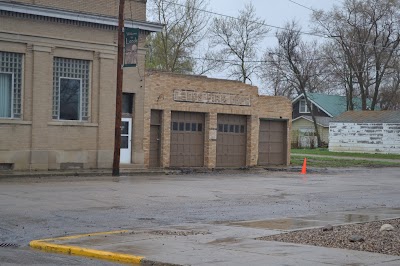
<box><xmin>290</xmin><ymin>156</ymin><xmax>400</xmax><ymax>168</ymax></box>
<box><xmin>291</xmin><ymin>148</ymin><xmax>400</xmax><ymax>160</ymax></box>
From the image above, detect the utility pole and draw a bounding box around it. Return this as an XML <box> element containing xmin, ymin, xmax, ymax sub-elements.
<box><xmin>112</xmin><ymin>0</ymin><xmax>125</xmax><ymax>176</ymax></box>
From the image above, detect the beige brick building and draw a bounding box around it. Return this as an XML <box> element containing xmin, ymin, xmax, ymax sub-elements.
<box><xmin>143</xmin><ymin>72</ymin><xmax>292</xmax><ymax>169</ymax></box>
<box><xmin>0</xmin><ymin>1</ymin><xmax>291</xmax><ymax>171</ymax></box>
<box><xmin>0</xmin><ymin>0</ymin><xmax>162</xmax><ymax>170</ymax></box>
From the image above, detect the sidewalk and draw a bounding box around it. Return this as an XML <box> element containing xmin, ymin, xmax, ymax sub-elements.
<box><xmin>30</xmin><ymin>209</ymin><xmax>400</xmax><ymax>266</ymax></box>
<box><xmin>0</xmin><ymin>168</ymin><xmax>175</xmax><ymax>179</ymax></box>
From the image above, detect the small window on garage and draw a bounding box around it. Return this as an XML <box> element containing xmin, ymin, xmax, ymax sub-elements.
<box><xmin>229</xmin><ymin>125</ymin><xmax>234</xmax><ymax>133</ymax></box>
<box><xmin>172</xmin><ymin>122</ymin><xmax>178</xmax><ymax>131</ymax></box>
<box><xmin>197</xmin><ymin>123</ymin><xmax>203</xmax><ymax>132</ymax></box>
<box><xmin>218</xmin><ymin>124</ymin><xmax>223</xmax><ymax>132</ymax></box>
<box><xmin>224</xmin><ymin>124</ymin><xmax>229</xmax><ymax>132</ymax></box>
<box><xmin>179</xmin><ymin>122</ymin><xmax>184</xmax><ymax>131</ymax></box>
<box><xmin>235</xmin><ymin>125</ymin><xmax>239</xmax><ymax>133</ymax></box>
<box><xmin>191</xmin><ymin>123</ymin><xmax>197</xmax><ymax>131</ymax></box>
<box><xmin>185</xmin><ymin>122</ymin><xmax>191</xmax><ymax>131</ymax></box>
<box><xmin>240</xmin><ymin>125</ymin><xmax>245</xmax><ymax>133</ymax></box>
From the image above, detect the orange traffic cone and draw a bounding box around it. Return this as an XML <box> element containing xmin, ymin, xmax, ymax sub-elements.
<box><xmin>300</xmin><ymin>158</ymin><xmax>307</xmax><ymax>174</ymax></box>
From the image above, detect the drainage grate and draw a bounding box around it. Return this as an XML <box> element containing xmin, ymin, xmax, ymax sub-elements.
<box><xmin>0</xmin><ymin>243</ymin><xmax>19</xmax><ymax>248</ymax></box>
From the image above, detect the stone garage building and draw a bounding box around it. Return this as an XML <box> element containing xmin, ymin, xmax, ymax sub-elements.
<box><xmin>143</xmin><ymin>71</ymin><xmax>292</xmax><ymax>169</ymax></box>
<box><xmin>329</xmin><ymin>111</ymin><xmax>400</xmax><ymax>154</ymax></box>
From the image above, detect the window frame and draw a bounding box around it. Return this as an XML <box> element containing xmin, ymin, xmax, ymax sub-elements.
<box><xmin>58</xmin><ymin>76</ymin><xmax>83</xmax><ymax>121</ymax></box>
<box><xmin>52</xmin><ymin>57</ymin><xmax>90</xmax><ymax>121</ymax></box>
<box><xmin>299</xmin><ymin>99</ymin><xmax>311</xmax><ymax>113</ymax></box>
<box><xmin>0</xmin><ymin>72</ymin><xmax>14</xmax><ymax>119</ymax></box>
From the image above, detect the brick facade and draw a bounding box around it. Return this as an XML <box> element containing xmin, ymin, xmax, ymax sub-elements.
<box><xmin>0</xmin><ymin>1</ymin><xmax>291</xmax><ymax>171</ymax></box>
<box><xmin>8</xmin><ymin>0</ymin><xmax>147</xmax><ymax>20</ymax></box>
<box><xmin>0</xmin><ymin>1</ymin><xmax>158</xmax><ymax>170</ymax></box>
<box><xmin>143</xmin><ymin>72</ymin><xmax>292</xmax><ymax>169</ymax></box>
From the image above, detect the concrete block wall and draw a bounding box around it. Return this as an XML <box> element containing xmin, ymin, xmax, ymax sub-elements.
<box><xmin>143</xmin><ymin>72</ymin><xmax>292</xmax><ymax>169</ymax></box>
<box><xmin>329</xmin><ymin>123</ymin><xmax>400</xmax><ymax>154</ymax></box>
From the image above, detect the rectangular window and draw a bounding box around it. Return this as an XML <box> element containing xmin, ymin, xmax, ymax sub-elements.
<box><xmin>197</xmin><ymin>123</ymin><xmax>203</xmax><ymax>132</ymax></box>
<box><xmin>179</xmin><ymin>122</ymin><xmax>184</xmax><ymax>131</ymax></box>
<box><xmin>53</xmin><ymin>57</ymin><xmax>90</xmax><ymax>121</ymax></box>
<box><xmin>299</xmin><ymin>99</ymin><xmax>310</xmax><ymax>113</ymax></box>
<box><xmin>172</xmin><ymin>122</ymin><xmax>178</xmax><ymax>131</ymax></box>
<box><xmin>0</xmin><ymin>73</ymin><xmax>12</xmax><ymax>118</ymax></box>
<box><xmin>224</xmin><ymin>124</ymin><xmax>229</xmax><ymax>132</ymax></box>
<box><xmin>185</xmin><ymin>122</ymin><xmax>191</xmax><ymax>131</ymax></box>
<box><xmin>59</xmin><ymin>78</ymin><xmax>81</xmax><ymax>120</ymax></box>
<box><xmin>122</xmin><ymin>93</ymin><xmax>134</xmax><ymax>114</ymax></box>
<box><xmin>0</xmin><ymin>52</ymin><xmax>23</xmax><ymax>119</ymax></box>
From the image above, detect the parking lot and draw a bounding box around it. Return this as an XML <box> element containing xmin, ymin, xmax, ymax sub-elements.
<box><xmin>0</xmin><ymin>168</ymin><xmax>399</xmax><ymax>265</ymax></box>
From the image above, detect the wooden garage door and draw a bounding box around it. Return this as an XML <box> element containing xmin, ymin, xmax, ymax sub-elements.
<box><xmin>216</xmin><ymin>114</ymin><xmax>247</xmax><ymax>167</ymax></box>
<box><xmin>258</xmin><ymin>120</ymin><xmax>287</xmax><ymax>165</ymax></box>
<box><xmin>170</xmin><ymin>112</ymin><xmax>204</xmax><ymax>167</ymax></box>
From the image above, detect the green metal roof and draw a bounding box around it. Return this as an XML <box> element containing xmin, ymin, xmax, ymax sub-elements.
<box><xmin>306</xmin><ymin>93</ymin><xmax>372</xmax><ymax>117</ymax></box>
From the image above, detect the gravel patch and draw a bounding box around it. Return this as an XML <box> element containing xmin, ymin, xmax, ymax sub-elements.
<box><xmin>257</xmin><ymin>218</ymin><xmax>400</xmax><ymax>256</ymax></box>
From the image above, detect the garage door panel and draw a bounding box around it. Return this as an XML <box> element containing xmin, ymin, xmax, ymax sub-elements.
<box><xmin>270</xmin><ymin>143</ymin><xmax>284</xmax><ymax>152</ymax></box>
<box><xmin>170</xmin><ymin>111</ymin><xmax>205</xmax><ymax>167</ymax></box>
<box><xmin>258</xmin><ymin>120</ymin><xmax>287</xmax><ymax>166</ymax></box>
<box><xmin>217</xmin><ymin>114</ymin><xmax>247</xmax><ymax>167</ymax></box>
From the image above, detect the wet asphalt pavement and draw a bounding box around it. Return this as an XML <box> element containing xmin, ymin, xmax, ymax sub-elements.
<box><xmin>0</xmin><ymin>167</ymin><xmax>399</xmax><ymax>265</ymax></box>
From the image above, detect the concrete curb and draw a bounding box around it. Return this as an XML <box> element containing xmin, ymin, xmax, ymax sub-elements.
<box><xmin>29</xmin><ymin>230</ymin><xmax>145</xmax><ymax>264</ymax></box>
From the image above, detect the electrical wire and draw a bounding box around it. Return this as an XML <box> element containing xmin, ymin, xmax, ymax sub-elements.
<box><xmin>156</xmin><ymin>0</ymin><xmax>400</xmax><ymax>52</ymax></box>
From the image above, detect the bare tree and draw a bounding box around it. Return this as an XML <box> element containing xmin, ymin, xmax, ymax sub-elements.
<box><xmin>313</xmin><ymin>0</ymin><xmax>400</xmax><ymax>110</ymax></box>
<box><xmin>209</xmin><ymin>3</ymin><xmax>269</xmax><ymax>84</ymax></box>
<box><xmin>379</xmin><ymin>53</ymin><xmax>400</xmax><ymax>110</ymax></box>
<box><xmin>146</xmin><ymin>0</ymin><xmax>210</xmax><ymax>73</ymax></box>
<box><xmin>262</xmin><ymin>21</ymin><xmax>327</xmax><ymax>146</ymax></box>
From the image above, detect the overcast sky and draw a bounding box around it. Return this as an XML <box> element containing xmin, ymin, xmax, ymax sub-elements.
<box><xmin>205</xmin><ymin>0</ymin><xmax>340</xmax><ymax>90</ymax></box>
<box><xmin>209</xmin><ymin>0</ymin><xmax>337</xmax><ymax>32</ymax></box>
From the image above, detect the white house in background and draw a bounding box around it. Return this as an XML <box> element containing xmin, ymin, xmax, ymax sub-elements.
<box><xmin>329</xmin><ymin>111</ymin><xmax>400</xmax><ymax>154</ymax></box>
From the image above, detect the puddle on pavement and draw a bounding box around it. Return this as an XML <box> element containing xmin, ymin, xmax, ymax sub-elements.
<box><xmin>223</xmin><ymin>208</ymin><xmax>400</xmax><ymax>230</ymax></box>
<box><xmin>297</xmin><ymin>207</ymin><xmax>400</xmax><ymax>223</ymax></box>
<box><xmin>227</xmin><ymin>219</ymin><xmax>327</xmax><ymax>230</ymax></box>
<box><xmin>208</xmin><ymin>237</ymin><xmax>240</xmax><ymax>244</ymax></box>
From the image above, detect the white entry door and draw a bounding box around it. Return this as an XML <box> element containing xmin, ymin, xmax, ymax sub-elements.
<box><xmin>120</xmin><ymin>118</ymin><xmax>132</xmax><ymax>164</ymax></box>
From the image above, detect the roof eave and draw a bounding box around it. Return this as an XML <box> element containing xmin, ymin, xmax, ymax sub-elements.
<box><xmin>293</xmin><ymin>115</ymin><xmax>329</xmax><ymax>128</ymax></box>
<box><xmin>0</xmin><ymin>1</ymin><xmax>164</xmax><ymax>32</ymax></box>
<box><xmin>292</xmin><ymin>93</ymin><xmax>334</xmax><ymax>118</ymax></box>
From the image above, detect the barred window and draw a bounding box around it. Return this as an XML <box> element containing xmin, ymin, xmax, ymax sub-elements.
<box><xmin>0</xmin><ymin>52</ymin><xmax>23</xmax><ymax>118</ymax></box>
<box><xmin>53</xmin><ymin>57</ymin><xmax>90</xmax><ymax>121</ymax></box>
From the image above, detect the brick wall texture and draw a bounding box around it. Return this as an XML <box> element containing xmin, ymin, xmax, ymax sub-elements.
<box><xmin>7</xmin><ymin>0</ymin><xmax>146</xmax><ymax>20</ymax></box>
<box><xmin>0</xmin><ymin>1</ymin><xmax>148</xmax><ymax>170</ymax></box>
<box><xmin>143</xmin><ymin>71</ymin><xmax>292</xmax><ymax>169</ymax></box>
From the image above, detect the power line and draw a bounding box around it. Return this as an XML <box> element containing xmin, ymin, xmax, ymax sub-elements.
<box><xmin>158</xmin><ymin>0</ymin><xmax>400</xmax><ymax>52</ymax></box>
<box><xmin>287</xmin><ymin>0</ymin><xmax>315</xmax><ymax>12</ymax></box>
<box><xmin>161</xmin><ymin>0</ymin><xmax>327</xmax><ymax>39</ymax></box>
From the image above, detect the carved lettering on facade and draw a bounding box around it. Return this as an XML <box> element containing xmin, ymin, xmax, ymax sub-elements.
<box><xmin>173</xmin><ymin>90</ymin><xmax>251</xmax><ymax>106</ymax></box>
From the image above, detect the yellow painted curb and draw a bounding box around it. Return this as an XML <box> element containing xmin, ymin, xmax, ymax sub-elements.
<box><xmin>29</xmin><ymin>230</ymin><xmax>144</xmax><ymax>264</ymax></box>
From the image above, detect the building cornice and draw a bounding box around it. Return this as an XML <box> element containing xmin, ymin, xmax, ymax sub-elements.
<box><xmin>0</xmin><ymin>1</ymin><xmax>163</xmax><ymax>32</ymax></box>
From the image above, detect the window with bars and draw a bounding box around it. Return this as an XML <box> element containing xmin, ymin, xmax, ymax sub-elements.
<box><xmin>53</xmin><ymin>57</ymin><xmax>90</xmax><ymax>121</ymax></box>
<box><xmin>0</xmin><ymin>52</ymin><xmax>22</xmax><ymax>119</ymax></box>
